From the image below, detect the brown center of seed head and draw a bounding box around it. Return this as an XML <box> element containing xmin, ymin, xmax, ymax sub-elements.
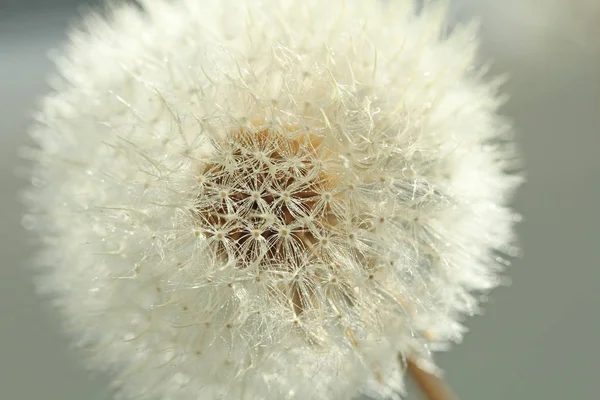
<box><xmin>194</xmin><ymin>125</ymin><xmax>341</xmax><ymax>308</ymax></box>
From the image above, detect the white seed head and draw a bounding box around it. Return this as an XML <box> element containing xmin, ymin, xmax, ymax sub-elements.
<box><xmin>24</xmin><ymin>0</ymin><xmax>522</xmax><ymax>399</ymax></box>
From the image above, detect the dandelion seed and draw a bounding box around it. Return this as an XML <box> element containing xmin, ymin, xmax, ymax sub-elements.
<box><xmin>24</xmin><ymin>0</ymin><xmax>521</xmax><ymax>399</ymax></box>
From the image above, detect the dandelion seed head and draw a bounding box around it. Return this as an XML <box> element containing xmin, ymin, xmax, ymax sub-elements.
<box><xmin>24</xmin><ymin>0</ymin><xmax>522</xmax><ymax>399</ymax></box>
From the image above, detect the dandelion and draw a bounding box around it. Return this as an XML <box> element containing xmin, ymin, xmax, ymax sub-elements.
<box><xmin>23</xmin><ymin>0</ymin><xmax>522</xmax><ymax>399</ymax></box>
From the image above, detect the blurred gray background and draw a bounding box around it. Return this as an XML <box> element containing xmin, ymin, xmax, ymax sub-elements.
<box><xmin>1</xmin><ymin>0</ymin><xmax>598</xmax><ymax>399</ymax></box>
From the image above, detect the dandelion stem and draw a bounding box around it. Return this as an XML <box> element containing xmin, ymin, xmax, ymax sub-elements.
<box><xmin>407</xmin><ymin>359</ymin><xmax>458</xmax><ymax>400</ymax></box>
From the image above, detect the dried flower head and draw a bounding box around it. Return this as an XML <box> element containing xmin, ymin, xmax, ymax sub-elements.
<box><xmin>23</xmin><ymin>0</ymin><xmax>521</xmax><ymax>399</ymax></box>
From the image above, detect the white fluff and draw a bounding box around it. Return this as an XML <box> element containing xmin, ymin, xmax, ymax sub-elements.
<box><xmin>24</xmin><ymin>0</ymin><xmax>522</xmax><ymax>399</ymax></box>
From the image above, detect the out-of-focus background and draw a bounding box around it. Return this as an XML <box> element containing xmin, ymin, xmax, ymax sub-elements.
<box><xmin>1</xmin><ymin>1</ymin><xmax>598</xmax><ymax>399</ymax></box>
